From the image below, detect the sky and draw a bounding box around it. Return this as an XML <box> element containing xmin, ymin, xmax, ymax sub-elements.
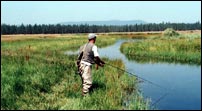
<box><xmin>1</xmin><ymin>1</ymin><xmax>201</xmax><ymax>25</ymax></box>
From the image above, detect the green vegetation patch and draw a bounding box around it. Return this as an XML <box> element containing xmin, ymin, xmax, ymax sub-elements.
<box><xmin>120</xmin><ymin>35</ymin><xmax>201</xmax><ymax>65</ymax></box>
<box><xmin>1</xmin><ymin>34</ymin><xmax>149</xmax><ymax>110</ymax></box>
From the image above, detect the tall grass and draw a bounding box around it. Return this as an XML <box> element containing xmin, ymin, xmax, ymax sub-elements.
<box><xmin>120</xmin><ymin>34</ymin><xmax>201</xmax><ymax>65</ymax></box>
<box><xmin>1</xmin><ymin>34</ymin><xmax>149</xmax><ymax>110</ymax></box>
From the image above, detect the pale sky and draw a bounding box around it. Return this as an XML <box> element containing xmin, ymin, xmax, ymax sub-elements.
<box><xmin>1</xmin><ymin>1</ymin><xmax>201</xmax><ymax>25</ymax></box>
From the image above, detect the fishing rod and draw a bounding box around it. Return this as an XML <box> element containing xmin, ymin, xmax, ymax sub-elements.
<box><xmin>104</xmin><ymin>62</ymin><xmax>167</xmax><ymax>90</ymax></box>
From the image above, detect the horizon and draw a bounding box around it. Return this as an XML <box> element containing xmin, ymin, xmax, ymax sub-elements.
<box><xmin>1</xmin><ymin>19</ymin><xmax>201</xmax><ymax>26</ymax></box>
<box><xmin>1</xmin><ymin>1</ymin><xmax>201</xmax><ymax>25</ymax></box>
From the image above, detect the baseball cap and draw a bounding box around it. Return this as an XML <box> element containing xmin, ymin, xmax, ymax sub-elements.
<box><xmin>88</xmin><ymin>33</ymin><xmax>97</xmax><ymax>40</ymax></box>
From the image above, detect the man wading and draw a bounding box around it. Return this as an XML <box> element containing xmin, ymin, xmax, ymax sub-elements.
<box><xmin>77</xmin><ymin>33</ymin><xmax>105</xmax><ymax>96</ymax></box>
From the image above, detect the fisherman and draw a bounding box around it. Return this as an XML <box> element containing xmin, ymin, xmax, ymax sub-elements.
<box><xmin>77</xmin><ymin>33</ymin><xmax>105</xmax><ymax>96</ymax></box>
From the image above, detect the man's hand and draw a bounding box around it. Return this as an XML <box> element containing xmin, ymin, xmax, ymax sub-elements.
<box><xmin>100</xmin><ymin>63</ymin><xmax>104</xmax><ymax>67</ymax></box>
<box><xmin>95</xmin><ymin>56</ymin><xmax>105</xmax><ymax>68</ymax></box>
<box><xmin>100</xmin><ymin>60</ymin><xmax>105</xmax><ymax>65</ymax></box>
<box><xmin>96</xmin><ymin>64</ymin><xmax>99</xmax><ymax>70</ymax></box>
<box><xmin>96</xmin><ymin>62</ymin><xmax>104</xmax><ymax>70</ymax></box>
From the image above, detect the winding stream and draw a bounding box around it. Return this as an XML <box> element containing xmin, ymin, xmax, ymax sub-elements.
<box><xmin>65</xmin><ymin>39</ymin><xmax>201</xmax><ymax>110</ymax></box>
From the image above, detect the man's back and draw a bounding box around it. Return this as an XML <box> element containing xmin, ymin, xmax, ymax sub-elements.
<box><xmin>77</xmin><ymin>33</ymin><xmax>105</xmax><ymax>96</ymax></box>
<box><xmin>79</xmin><ymin>42</ymin><xmax>100</xmax><ymax>65</ymax></box>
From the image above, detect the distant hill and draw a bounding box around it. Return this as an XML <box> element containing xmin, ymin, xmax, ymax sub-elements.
<box><xmin>58</xmin><ymin>20</ymin><xmax>147</xmax><ymax>26</ymax></box>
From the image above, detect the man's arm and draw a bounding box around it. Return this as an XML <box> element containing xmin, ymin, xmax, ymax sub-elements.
<box><xmin>95</xmin><ymin>56</ymin><xmax>105</xmax><ymax>67</ymax></box>
<box><xmin>92</xmin><ymin>45</ymin><xmax>105</xmax><ymax>69</ymax></box>
<box><xmin>77</xmin><ymin>45</ymin><xmax>84</xmax><ymax>65</ymax></box>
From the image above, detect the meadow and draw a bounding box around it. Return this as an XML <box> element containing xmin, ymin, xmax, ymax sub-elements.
<box><xmin>120</xmin><ymin>32</ymin><xmax>201</xmax><ymax>65</ymax></box>
<box><xmin>1</xmin><ymin>34</ymin><xmax>149</xmax><ymax>110</ymax></box>
<box><xmin>2</xmin><ymin>30</ymin><xmax>200</xmax><ymax>110</ymax></box>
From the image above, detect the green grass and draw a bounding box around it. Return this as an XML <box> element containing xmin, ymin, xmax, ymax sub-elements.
<box><xmin>1</xmin><ymin>34</ymin><xmax>149</xmax><ymax>110</ymax></box>
<box><xmin>120</xmin><ymin>34</ymin><xmax>201</xmax><ymax>65</ymax></box>
<box><xmin>1</xmin><ymin>34</ymin><xmax>118</xmax><ymax>51</ymax></box>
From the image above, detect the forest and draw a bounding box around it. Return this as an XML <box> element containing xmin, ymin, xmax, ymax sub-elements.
<box><xmin>1</xmin><ymin>22</ymin><xmax>201</xmax><ymax>34</ymax></box>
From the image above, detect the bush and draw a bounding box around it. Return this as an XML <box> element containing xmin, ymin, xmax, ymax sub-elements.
<box><xmin>163</xmin><ymin>28</ymin><xmax>179</xmax><ymax>37</ymax></box>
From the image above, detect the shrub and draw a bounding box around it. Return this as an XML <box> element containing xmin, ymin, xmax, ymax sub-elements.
<box><xmin>163</xmin><ymin>28</ymin><xmax>179</xmax><ymax>37</ymax></box>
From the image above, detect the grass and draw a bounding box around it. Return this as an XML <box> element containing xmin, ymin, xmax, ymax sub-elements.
<box><xmin>1</xmin><ymin>34</ymin><xmax>149</xmax><ymax>110</ymax></box>
<box><xmin>120</xmin><ymin>33</ymin><xmax>201</xmax><ymax>65</ymax></box>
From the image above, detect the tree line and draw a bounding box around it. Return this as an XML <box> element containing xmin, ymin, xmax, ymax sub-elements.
<box><xmin>1</xmin><ymin>22</ymin><xmax>201</xmax><ymax>35</ymax></box>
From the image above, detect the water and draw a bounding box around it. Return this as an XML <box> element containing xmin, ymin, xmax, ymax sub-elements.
<box><xmin>65</xmin><ymin>39</ymin><xmax>201</xmax><ymax>110</ymax></box>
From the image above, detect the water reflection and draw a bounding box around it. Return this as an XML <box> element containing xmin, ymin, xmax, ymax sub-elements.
<box><xmin>126</xmin><ymin>55</ymin><xmax>201</xmax><ymax>66</ymax></box>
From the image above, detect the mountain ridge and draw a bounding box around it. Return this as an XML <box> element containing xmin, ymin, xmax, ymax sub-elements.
<box><xmin>58</xmin><ymin>20</ymin><xmax>147</xmax><ymax>25</ymax></box>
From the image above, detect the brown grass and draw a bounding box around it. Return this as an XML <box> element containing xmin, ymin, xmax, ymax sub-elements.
<box><xmin>1</xmin><ymin>34</ymin><xmax>58</xmax><ymax>41</ymax></box>
<box><xmin>1</xmin><ymin>30</ymin><xmax>200</xmax><ymax>41</ymax></box>
<box><xmin>177</xmin><ymin>30</ymin><xmax>201</xmax><ymax>34</ymax></box>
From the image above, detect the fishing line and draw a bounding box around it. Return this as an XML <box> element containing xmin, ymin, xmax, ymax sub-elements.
<box><xmin>104</xmin><ymin>62</ymin><xmax>171</xmax><ymax>108</ymax></box>
<box><xmin>105</xmin><ymin>62</ymin><xmax>167</xmax><ymax>90</ymax></box>
<box><xmin>151</xmin><ymin>92</ymin><xmax>169</xmax><ymax>108</ymax></box>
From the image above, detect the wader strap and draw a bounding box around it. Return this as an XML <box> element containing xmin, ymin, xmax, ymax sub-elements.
<box><xmin>81</xmin><ymin>43</ymin><xmax>88</xmax><ymax>60</ymax></box>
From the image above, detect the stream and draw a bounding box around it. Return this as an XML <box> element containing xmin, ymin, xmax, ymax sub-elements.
<box><xmin>65</xmin><ymin>39</ymin><xmax>201</xmax><ymax>110</ymax></box>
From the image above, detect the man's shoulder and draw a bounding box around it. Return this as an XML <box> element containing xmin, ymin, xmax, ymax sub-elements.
<box><xmin>79</xmin><ymin>44</ymin><xmax>86</xmax><ymax>51</ymax></box>
<box><xmin>80</xmin><ymin>45</ymin><xmax>84</xmax><ymax>49</ymax></box>
<box><xmin>92</xmin><ymin>45</ymin><xmax>98</xmax><ymax>52</ymax></box>
<box><xmin>92</xmin><ymin>44</ymin><xmax>97</xmax><ymax>48</ymax></box>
